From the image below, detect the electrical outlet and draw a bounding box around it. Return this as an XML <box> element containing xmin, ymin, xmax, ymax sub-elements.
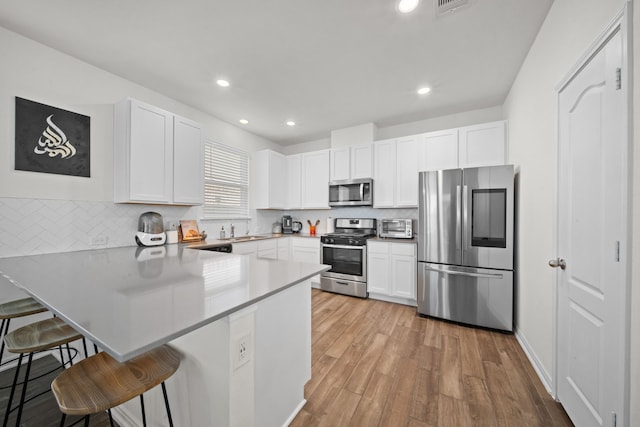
<box><xmin>91</xmin><ymin>235</ymin><xmax>108</xmax><ymax>246</ymax></box>
<box><xmin>233</xmin><ymin>333</ymin><xmax>251</xmax><ymax>370</ymax></box>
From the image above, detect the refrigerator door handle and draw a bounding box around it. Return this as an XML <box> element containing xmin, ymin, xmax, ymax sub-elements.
<box><xmin>425</xmin><ymin>265</ymin><xmax>504</xmax><ymax>280</ymax></box>
<box><xmin>462</xmin><ymin>184</ymin><xmax>469</xmax><ymax>251</ymax></box>
<box><xmin>456</xmin><ymin>185</ymin><xmax>462</xmax><ymax>251</ymax></box>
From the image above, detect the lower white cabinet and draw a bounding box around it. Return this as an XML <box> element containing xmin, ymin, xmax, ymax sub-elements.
<box><xmin>290</xmin><ymin>237</ymin><xmax>321</xmax><ymax>285</ymax></box>
<box><xmin>232</xmin><ymin>241</ymin><xmax>258</xmax><ymax>256</ymax></box>
<box><xmin>232</xmin><ymin>238</ymin><xmax>291</xmax><ymax>260</ymax></box>
<box><xmin>367</xmin><ymin>241</ymin><xmax>417</xmax><ymax>305</ymax></box>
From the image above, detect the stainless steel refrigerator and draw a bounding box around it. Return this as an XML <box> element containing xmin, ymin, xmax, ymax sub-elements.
<box><xmin>417</xmin><ymin>165</ymin><xmax>514</xmax><ymax>331</ymax></box>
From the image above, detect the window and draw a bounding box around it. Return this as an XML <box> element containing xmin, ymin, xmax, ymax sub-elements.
<box><xmin>203</xmin><ymin>141</ymin><xmax>249</xmax><ymax>219</ymax></box>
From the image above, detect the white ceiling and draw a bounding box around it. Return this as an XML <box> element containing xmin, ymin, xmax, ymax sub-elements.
<box><xmin>0</xmin><ymin>0</ymin><xmax>553</xmax><ymax>146</ymax></box>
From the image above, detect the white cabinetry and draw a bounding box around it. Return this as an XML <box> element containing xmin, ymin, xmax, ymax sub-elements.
<box><xmin>367</xmin><ymin>241</ymin><xmax>417</xmax><ymax>306</ymax></box>
<box><xmin>291</xmin><ymin>237</ymin><xmax>321</xmax><ymax>285</ymax></box>
<box><xmin>257</xmin><ymin>239</ymin><xmax>278</xmax><ymax>259</ymax></box>
<box><xmin>373</xmin><ymin>139</ymin><xmax>396</xmax><ymax>208</ymax></box>
<box><xmin>301</xmin><ymin>150</ymin><xmax>330</xmax><ymax>209</ymax></box>
<box><xmin>256</xmin><ymin>150</ymin><xmax>329</xmax><ymax>210</ymax></box>
<box><xmin>255</xmin><ymin>150</ymin><xmax>287</xmax><ymax>209</ymax></box>
<box><xmin>458</xmin><ymin>121</ymin><xmax>507</xmax><ymax>168</ymax></box>
<box><xmin>330</xmin><ymin>144</ymin><xmax>372</xmax><ymax>181</ymax></box>
<box><xmin>420</xmin><ymin>128</ymin><xmax>459</xmax><ymax>172</ymax></box>
<box><xmin>232</xmin><ymin>241</ymin><xmax>258</xmax><ymax>256</ymax></box>
<box><xmin>277</xmin><ymin>237</ymin><xmax>290</xmax><ymax>260</ymax></box>
<box><xmin>373</xmin><ymin>137</ymin><xmax>419</xmax><ymax>208</ymax></box>
<box><xmin>287</xmin><ymin>155</ymin><xmax>302</xmax><ymax>209</ymax></box>
<box><xmin>114</xmin><ymin>98</ymin><xmax>203</xmax><ymax>205</ymax></box>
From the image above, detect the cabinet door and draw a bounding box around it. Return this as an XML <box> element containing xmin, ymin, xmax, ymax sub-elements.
<box><xmin>277</xmin><ymin>237</ymin><xmax>290</xmax><ymax>260</ymax></box>
<box><xmin>396</xmin><ymin>136</ymin><xmax>420</xmax><ymax>207</ymax></box>
<box><xmin>373</xmin><ymin>139</ymin><xmax>396</xmax><ymax>208</ymax></box>
<box><xmin>330</xmin><ymin>147</ymin><xmax>351</xmax><ymax>181</ymax></box>
<box><xmin>128</xmin><ymin>100</ymin><xmax>173</xmax><ymax>203</ymax></box>
<box><xmin>458</xmin><ymin>121</ymin><xmax>506</xmax><ymax>168</ymax></box>
<box><xmin>173</xmin><ymin>115</ymin><xmax>203</xmax><ymax>204</ymax></box>
<box><xmin>255</xmin><ymin>150</ymin><xmax>287</xmax><ymax>209</ymax></box>
<box><xmin>287</xmin><ymin>155</ymin><xmax>302</xmax><ymax>209</ymax></box>
<box><xmin>301</xmin><ymin>150</ymin><xmax>330</xmax><ymax>209</ymax></box>
<box><xmin>232</xmin><ymin>241</ymin><xmax>258</xmax><ymax>256</ymax></box>
<box><xmin>367</xmin><ymin>242</ymin><xmax>390</xmax><ymax>294</ymax></box>
<box><xmin>390</xmin><ymin>244</ymin><xmax>416</xmax><ymax>299</ymax></box>
<box><xmin>420</xmin><ymin>129</ymin><xmax>459</xmax><ymax>171</ymax></box>
<box><xmin>350</xmin><ymin>144</ymin><xmax>372</xmax><ymax>179</ymax></box>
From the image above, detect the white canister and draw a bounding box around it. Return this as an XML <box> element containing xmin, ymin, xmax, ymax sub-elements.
<box><xmin>166</xmin><ymin>230</ymin><xmax>178</xmax><ymax>244</ymax></box>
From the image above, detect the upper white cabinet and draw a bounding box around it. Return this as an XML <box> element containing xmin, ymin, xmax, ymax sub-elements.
<box><xmin>173</xmin><ymin>115</ymin><xmax>204</xmax><ymax>204</ymax></box>
<box><xmin>330</xmin><ymin>144</ymin><xmax>372</xmax><ymax>181</ymax></box>
<box><xmin>286</xmin><ymin>155</ymin><xmax>302</xmax><ymax>209</ymax></box>
<box><xmin>114</xmin><ymin>98</ymin><xmax>203</xmax><ymax>205</ymax></box>
<box><xmin>420</xmin><ymin>128</ymin><xmax>459</xmax><ymax>172</ymax></box>
<box><xmin>255</xmin><ymin>149</ymin><xmax>329</xmax><ymax>210</ymax></box>
<box><xmin>301</xmin><ymin>150</ymin><xmax>330</xmax><ymax>209</ymax></box>
<box><xmin>373</xmin><ymin>139</ymin><xmax>396</xmax><ymax>208</ymax></box>
<box><xmin>458</xmin><ymin>121</ymin><xmax>507</xmax><ymax>168</ymax></box>
<box><xmin>373</xmin><ymin>137</ymin><xmax>419</xmax><ymax>208</ymax></box>
<box><xmin>255</xmin><ymin>150</ymin><xmax>287</xmax><ymax>209</ymax></box>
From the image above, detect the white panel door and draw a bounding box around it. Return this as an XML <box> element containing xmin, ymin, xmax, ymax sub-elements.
<box><xmin>420</xmin><ymin>129</ymin><xmax>459</xmax><ymax>171</ymax></box>
<box><xmin>301</xmin><ymin>150</ymin><xmax>330</xmax><ymax>209</ymax></box>
<box><xmin>330</xmin><ymin>147</ymin><xmax>350</xmax><ymax>181</ymax></box>
<box><xmin>173</xmin><ymin>115</ymin><xmax>203</xmax><ymax>204</ymax></box>
<box><xmin>350</xmin><ymin>143</ymin><xmax>373</xmax><ymax>179</ymax></box>
<box><xmin>129</xmin><ymin>100</ymin><xmax>173</xmax><ymax>202</ymax></box>
<box><xmin>458</xmin><ymin>121</ymin><xmax>506</xmax><ymax>168</ymax></box>
<box><xmin>555</xmin><ymin>28</ymin><xmax>627</xmax><ymax>427</ymax></box>
<box><xmin>373</xmin><ymin>139</ymin><xmax>396</xmax><ymax>207</ymax></box>
<box><xmin>395</xmin><ymin>136</ymin><xmax>419</xmax><ymax>207</ymax></box>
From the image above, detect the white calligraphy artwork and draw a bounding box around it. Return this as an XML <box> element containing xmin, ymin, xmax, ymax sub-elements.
<box><xmin>34</xmin><ymin>114</ymin><xmax>76</xmax><ymax>159</ymax></box>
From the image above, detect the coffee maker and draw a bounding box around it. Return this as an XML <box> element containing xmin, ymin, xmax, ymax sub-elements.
<box><xmin>282</xmin><ymin>215</ymin><xmax>293</xmax><ymax>234</ymax></box>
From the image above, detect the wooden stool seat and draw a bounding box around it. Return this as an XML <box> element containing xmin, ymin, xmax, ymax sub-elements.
<box><xmin>52</xmin><ymin>345</ymin><xmax>181</xmax><ymax>416</ymax></box>
<box><xmin>0</xmin><ymin>297</ymin><xmax>47</xmax><ymax>319</ymax></box>
<box><xmin>4</xmin><ymin>316</ymin><xmax>82</xmax><ymax>354</ymax></box>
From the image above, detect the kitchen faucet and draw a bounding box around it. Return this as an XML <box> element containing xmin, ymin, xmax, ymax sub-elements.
<box><xmin>230</xmin><ymin>224</ymin><xmax>235</xmax><ymax>238</ymax></box>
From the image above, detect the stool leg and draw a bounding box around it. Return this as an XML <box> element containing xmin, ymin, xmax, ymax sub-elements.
<box><xmin>2</xmin><ymin>352</ymin><xmax>23</xmax><ymax>427</ymax></box>
<box><xmin>108</xmin><ymin>409</ymin><xmax>115</xmax><ymax>427</ymax></box>
<box><xmin>83</xmin><ymin>415</ymin><xmax>90</xmax><ymax>427</ymax></box>
<box><xmin>0</xmin><ymin>318</ymin><xmax>9</xmax><ymax>364</ymax></box>
<box><xmin>14</xmin><ymin>352</ymin><xmax>34</xmax><ymax>427</ymax></box>
<box><xmin>66</xmin><ymin>343</ymin><xmax>73</xmax><ymax>366</ymax></box>
<box><xmin>58</xmin><ymin>413</ymin><xmax>66</xmax><ymax>427</ymax></box>
<box><xmin>139</xmin><ymin>394</ymin><xmax>147</xmax><ymax>427</ymax></box>
<box><xmin>162</xmin><ymin>381</ymin><xmax>174</xmax><ymax>427</ymax></box>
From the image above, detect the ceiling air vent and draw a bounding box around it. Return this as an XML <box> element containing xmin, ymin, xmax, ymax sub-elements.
<box><xmin>436</xmin><ymin>0</ymin><xmax>469</xmax><ymax>15</ymax></box>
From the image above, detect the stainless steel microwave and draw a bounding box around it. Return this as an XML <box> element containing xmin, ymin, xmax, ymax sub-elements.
<box><xmin>328</xmin><ymin>179</ymin><xmax>373</xmax><ymax>207</ymax></box>
<box><xmin>379</xmin><ymin>219</ymin><xmax>413</xmax><ymax>239</ymax></box>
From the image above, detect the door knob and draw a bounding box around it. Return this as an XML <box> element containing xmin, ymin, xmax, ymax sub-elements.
<box><xmin>548</xmin><ymin>258</ymin><xmax>566</xmax><ymax>270</ymax></box>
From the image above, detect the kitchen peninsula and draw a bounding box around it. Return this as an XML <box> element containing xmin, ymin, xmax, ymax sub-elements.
<box><xmin>0</xmin><ymin>245</ymin><xmax>328</xmax><ymax>426</ymax></box>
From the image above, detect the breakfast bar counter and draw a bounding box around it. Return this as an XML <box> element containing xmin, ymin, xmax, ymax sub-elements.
<box><xmin>0</xmin><ymin>245</ymin><xmax>328</xmax><ymax>426</ymax></box>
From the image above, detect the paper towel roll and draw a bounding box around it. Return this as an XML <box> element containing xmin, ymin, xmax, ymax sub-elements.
<box><xmin>326</xmin><ymin>216</ymin><xmax>334</xmax><ymax>233</ymax></box>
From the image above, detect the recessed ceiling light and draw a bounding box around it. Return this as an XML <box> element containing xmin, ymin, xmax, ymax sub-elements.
<box><xmin>398</xmin><ymin>0</ymin><xmax>420</xmax><ymax>13</ymax></box>
<box><xmin>417</xmin><ymin>86</ymin><xmax>431</xmax><ymax>95</ymax></box>
<box><xmin>239</xmin><ymin>119</ymin><xmax>249</xmax><ymax>125</ymax></box>
<box><xmin>216</xmin><ymin>79</ymin><xmax>230</xmax><ymax>87</ymax></box>
<box><xmin>286</xmin><ymin>121</ymin><xmax>296</xmax><ymax>126</ymax></box>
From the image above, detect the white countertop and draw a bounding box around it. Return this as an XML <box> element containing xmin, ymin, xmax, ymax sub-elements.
<box><xmin>0</xmin><ymin>245</ymin><xmax>328</xmax><ymax>362</ymax></box>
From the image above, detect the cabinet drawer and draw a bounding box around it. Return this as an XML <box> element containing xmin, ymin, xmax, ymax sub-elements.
<box><xmin>258</xmin><ymin>239</ymin><xmax>277</xmax><ymax>251</ymax></box>
<box><xmin>367</xmin><ymin>241</ymin><xmax>389</xmax><ymax>254</ymax></box>
<box><xmin>391</xmin><ymin>243</ymin><xmax>416</xmax><ymax>257</ymax></box>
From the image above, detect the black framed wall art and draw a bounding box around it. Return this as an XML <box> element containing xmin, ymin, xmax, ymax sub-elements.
<box><xmin>14</xmin><ymin>97</ymin><xmax>90</xmax><ymax>177</ymax></box>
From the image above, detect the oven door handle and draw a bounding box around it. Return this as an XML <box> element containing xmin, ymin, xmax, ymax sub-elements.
<box><xmin>321</xmin><ymin>244</ymin><xmax>365</xmax><ymax>251</ymax></box>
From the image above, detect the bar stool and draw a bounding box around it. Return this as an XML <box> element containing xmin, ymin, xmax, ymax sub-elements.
<box><xmin>52</xmin><ymin>344</ymin><xmax>181</xmax><ymax>427</ymax></box>
<box><xmin>0</xmin><ymin>297</ymin><xmax>48</xmax><ymax>365</ymax></box>
<box><xmin>2</xmin><ymin>316</ymin><xmax>83</xmax><ymax>427</ymax></box>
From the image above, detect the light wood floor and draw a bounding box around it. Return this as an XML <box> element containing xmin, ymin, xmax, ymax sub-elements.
<box><xmin>291</xmin><ymin>289</ymin><xmax>573</xmax><ymax>427</ymax></box>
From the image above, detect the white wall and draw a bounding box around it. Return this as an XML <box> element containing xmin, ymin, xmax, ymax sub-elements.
<box><xmin>503</xmin><ymin>0</ymin><xmax>636</xmax><ymax>423</ymax></box>
<box><xmin>631</xmin><ymin>2</ymin><xmax>639</xmax><ymax>425</ymax></box>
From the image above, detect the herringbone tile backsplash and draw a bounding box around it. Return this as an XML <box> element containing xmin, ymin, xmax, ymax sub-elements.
<box><xmin>0</xmin><ymin>197</ymin><xmax>198</xmax><ymax>257</ymax></box>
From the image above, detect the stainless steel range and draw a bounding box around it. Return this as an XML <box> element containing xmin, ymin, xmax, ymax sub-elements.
<box><xmin>320</xmin><ymin>218</ymin><xmax>377</xmax><ymax>298</ymax></box>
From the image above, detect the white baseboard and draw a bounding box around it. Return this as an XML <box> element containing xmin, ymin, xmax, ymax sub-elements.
<box><xmin>368</xmin><ymin>292</ymin><xmax>417</xmax><ymax>307</ymax></box>
<box><xmin>514</xmin><ymin>327</ymin><xmax>555</xmax><ymax>398</ymax></box>
<box><xmin>283</xmin><ymin>399</ymin><xmax>307</xmax><ymax>427</ymax></box>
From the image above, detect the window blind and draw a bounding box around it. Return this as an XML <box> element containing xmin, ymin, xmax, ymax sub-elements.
<box><xmin>203</xmin><ymin>141</ymin><xmax>249</xmax><ymax>219</ymax></box>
